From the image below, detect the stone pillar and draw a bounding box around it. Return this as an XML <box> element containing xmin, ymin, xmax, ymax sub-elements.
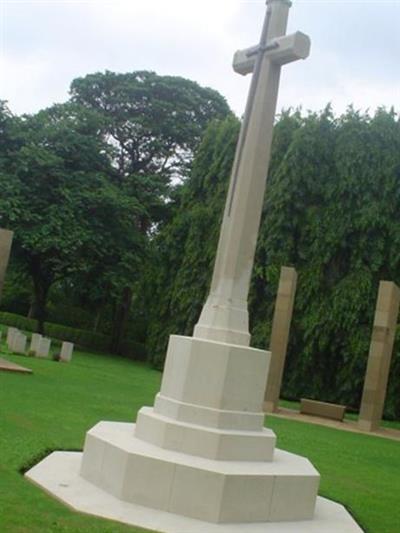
<box><xmin>0</xmin><ymin>229</ymin><xmax>14</xmax><ymax>302</ymax></box>
<box><xmin>359</xmin><ymin>281</ymin><xmax>400</xmax><ymax>432</ymax></box>
<box><xmin>263</xmin><ymin>266</ymin><xmax>297</xmax><ymax>413</ymax></box>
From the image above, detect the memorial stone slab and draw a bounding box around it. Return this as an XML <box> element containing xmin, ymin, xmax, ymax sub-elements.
<box><xmin>60</xmin><ymin>342</ymin><xmax>74</xmax><ymax>362</ymax></box>
<box><xmin>30</xmin><ymin>333</ymin><xmax>42</xmax><ymax>355</ymax></box>
<box><xmin>36</xmin><ymin>338</ymin><xmax>51</xmax><ymax>359</ymax></box>
<box><xmin>13</xmin><ymin>332</ymin><xmax>27</xmax><ymax>355</ymax></box>
<box><xmin>7</xmin><ymin>327</ymin><xmax>18</xmax><ymax>349</ymax></box>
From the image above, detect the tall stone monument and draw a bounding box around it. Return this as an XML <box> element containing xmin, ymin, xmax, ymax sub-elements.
<box><xmin>0</xmin><ymin>229</ymin><xmax>14</xmax><ymax>302</ymax></box>
<box><xmin>264</xmin><ymin>266</ymin><xmax>297</xmax><ymax>413</ymax></box>
<box><xmin>26</xmin><ymin>2</ymin><xmax>361</xmax><ymax>531</ymax></box>
<box><xmin>359</xmin><ymin>281</ymin><xmax>400</xmax><ymax>432</ymax></box>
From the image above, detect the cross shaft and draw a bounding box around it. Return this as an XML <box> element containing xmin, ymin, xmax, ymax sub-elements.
<box><xmin>194</xmin><ymin>0</ymin><xmax>310</xmax><ymax>346</ymax></box>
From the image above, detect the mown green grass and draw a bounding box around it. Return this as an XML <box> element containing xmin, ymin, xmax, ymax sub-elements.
<box><xmin>0</xmin><ymin>330</ymin><xmax>399</xmax><ymax>532</ymax></box>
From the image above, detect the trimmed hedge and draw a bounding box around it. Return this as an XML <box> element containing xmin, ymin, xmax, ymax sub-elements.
<box><xmin>0</xmin><ymin>311</ymin><xmax>147</xmax><ymax>361</ymax></box>
<box><xmin>0</xmin><ymin>312</ymin><xmax>37</xmax><ymax>333</ymax></box>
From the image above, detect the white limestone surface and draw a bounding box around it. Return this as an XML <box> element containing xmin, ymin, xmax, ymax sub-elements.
<box><xmin>26</xmin><ymin>451</ymin><xmax>363</xmax><ymax>533</ymax></box>
<box><xmin>30</xmin><ymin>333</ymin><xmax>42</xmax><ymax>355</ymax></box>
<box><xmin>13</xmin><ymin>332</ymin><xmax>27</xmax><ymax>355</ymax></box>
<box><xmin>60</xmin><ymin>342</ymin><xmax>74</xmax><ymax>362</ymax></box>
<box><xmin>135</xmin><ymin>407</ymin><xmax>276</xmax><ymax>461</ymax></box>
<box><xmin>7</xmin><ymin>327</ymin><xmax>18</xmax><ymax>350</ymax></box>
<box><xmin>36</xmin><ymin>337</ymin><xmax>51</xmax><ymax>358</ymax></box>
<box><xmin>79</xmin><ymin>421</ymin><xmax>318</xmax><ymax>523</ymax></box>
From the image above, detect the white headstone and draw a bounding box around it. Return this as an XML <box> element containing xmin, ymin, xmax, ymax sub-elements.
<box><xmin>13</xmin><ymin>332</ymin><xmax>27</xmax><ymax>355</ymax></box>
<box><xmin>29</xmin><ymin>333</ymin><xmax>42</xmax><ymax>355</ymax></box>
<box><xmin>7</xmin><ymin>327</ymin><xmax>18</xmax><ymax>349</ymax></box>
<box><xmin>60</xmin><ymin>342</ymin><xmax>73</xmax><ymax>362</ymax></box>
<box><xmin>36</xmin><ymin>337</ymin><xmax>51</xmax><ymax>359</ymax></box>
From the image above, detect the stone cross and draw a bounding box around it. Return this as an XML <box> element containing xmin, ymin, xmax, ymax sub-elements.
<box><xmin>194</xmin><ymin>0</ymin><xmax>310</xmax><ymax>346</ymax></box>
<box><xmin>25</xmin><ymin>5</ymin><xmax>364</xmax><ymax>530</ymax></box>
<box><xmin>0</xmin><ymin>229</ymin><xmax>14</xmax><ymax>302</ymax></box>
<box><xmin>264</xmin><ymin>266</ymin><xmax>297</xmax><ymax>412</ymax></box>
<box><xmin>359</xmin><ymin>281</ymin><xmax>400</xmax><ymax>432</ymax></box>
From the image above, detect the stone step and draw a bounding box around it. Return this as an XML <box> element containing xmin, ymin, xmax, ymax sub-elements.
<box><xmin>135</xmin><ymin>407</ymin><xmax>276</xmax><ymax>461</ymax></box>
<box><xmin>80</xmin><ymin>421</ymin><xmax>320</xmax><ymax>524</ymax></box>
<box><xmin>26</xmin><ymin>452</ymin><xmax>363</xmax><ymax>532</ymax></box>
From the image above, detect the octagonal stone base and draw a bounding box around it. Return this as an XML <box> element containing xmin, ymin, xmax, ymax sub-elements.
<box><xmin>80</xmin><ymin>421</ymin><xmax>319</xmax><ymax>524</ymax></box>
<box><xmin>26</xmin><ymin>451</ymin><xmax>363</xmax><ymax>532</ymax></box>
<box><xmin>24</xmin><ymin>334</ymin><xmax>362</xmax><ymax>532</ymax></box>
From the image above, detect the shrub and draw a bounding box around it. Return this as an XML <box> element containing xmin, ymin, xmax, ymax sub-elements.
<box><xmin>120</xmin><ymin>340</ymin><xmax>147</xmax><ymax>362</ymax></box>
<box><xmin>0</xmin><ymin>312</ymin><xmax>38</xmax><ymax>332</ymax></box>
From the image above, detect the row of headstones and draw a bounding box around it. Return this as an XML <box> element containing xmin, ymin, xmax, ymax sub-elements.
<box><xmin>5</xmin><ymin>327</ymin><xmax>73</xmax><ymax>362</ymax></box>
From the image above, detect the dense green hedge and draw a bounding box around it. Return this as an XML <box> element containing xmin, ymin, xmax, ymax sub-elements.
<box><xmin>0</xmin><ymin>312</ymin><xmax>146</xmax><ymax>361</ymax></box>
<box><xmin>142</xmin><ymin>110</ymin><xmax>400</xmax><ymax>420</ymax></box>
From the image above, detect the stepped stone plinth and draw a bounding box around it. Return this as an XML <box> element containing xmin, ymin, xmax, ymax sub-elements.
<box><xmin>27</xmin><ymin>334</ymin><xmax>361</xmax><ymax>531</ymax></box>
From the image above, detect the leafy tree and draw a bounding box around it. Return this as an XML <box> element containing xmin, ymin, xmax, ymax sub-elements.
<box><xmin>253</xmin><ymin>107</ymin><xmax>400</xmax><ymax>418</ymax></box>
<box><xmin>69</xmin><ymin>70</ymin><xmax>232</xmax><ymax>351</ymax></box>
<box><xmin>142</xmin><ymin>107</ymin><xmax>400</xmax><ymax>419</ymax></box>
<box><xmin>70</xmin><ymin>70</ymin><xmax>231</xmax><ymax>180</ymax></box>
<box><xmin>0</xmin><ymin>103</ymin><xmax>145</xmax><ymax>332</ymax></box>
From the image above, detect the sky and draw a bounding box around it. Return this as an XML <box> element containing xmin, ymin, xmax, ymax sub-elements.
<box><xmin>1</xmin><ymin>0</ymin><xmax>400</xmax><ymax>118</ymax></box>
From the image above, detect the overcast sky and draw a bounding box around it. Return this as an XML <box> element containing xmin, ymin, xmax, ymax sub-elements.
<box><xmin>1</xmin><ymin>0</ymin><xmax>399</xmax><ymax>118</ymax></box>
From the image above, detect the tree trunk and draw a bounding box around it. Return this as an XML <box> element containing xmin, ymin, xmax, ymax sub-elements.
<box><xmin>27</xmin><ymin>303</ymin><xmax>35</xmax><ymax>319</ymax></box>
<box><xmin>30</xmin><ymin>260</ymin><xmax>51</xmax><ymax>334</ymax></box>
<box><xmin>110</xmin><ymin>286</ymin><xmax>133</xmax><ymax>354</ymax></box>
<box><xmin>93</xmin><ymin>307</ymin><xmax>101</xmax><ymax>332</ymax></box>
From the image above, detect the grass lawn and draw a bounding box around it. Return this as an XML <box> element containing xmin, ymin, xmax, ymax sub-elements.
<box><xmin>0</xmin><ymin>331</ymin><xmax>399</xmax><ymax>532</ymax></box>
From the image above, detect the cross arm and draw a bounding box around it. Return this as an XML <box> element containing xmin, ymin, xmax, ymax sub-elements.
<box><xmin>233</xmin><ymin>31</ymin><xmax>311</xmax><ymax>76</ymax></box>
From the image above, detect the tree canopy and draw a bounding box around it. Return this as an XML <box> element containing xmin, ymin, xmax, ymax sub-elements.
<box><xmin>70</xmin><ymin>70</ymin><xmax>231</xmax><ymax>182</ymax></box>
<box><xmin>69</xmin><ymin>70</ymin><xmax>232</xmax><ymax>350</ymax></box>
<box><xmin>141</xmin><ymin>108</ymin><xmax>400</xmax><ymax>419</ymax></box>
<box><xmin>0</xmin><ymin>102</ymin><xmax>146</xmax><ymax>331</ymax></box>
<box><xmin>0</xmin><ymin>72</ymin><xmax>232</xmax><ymax>342</ymax></box>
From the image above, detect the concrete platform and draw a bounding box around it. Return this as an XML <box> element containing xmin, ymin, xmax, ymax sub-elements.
<box><xmin>26</xmin><ymin>451</ymin><xmax>363</xmax><ymax>532</ymax></box>
<box><xmin>0</xmin><ymin>356</ymin><xmax>32</xmax><ymax>374</ymax></box>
